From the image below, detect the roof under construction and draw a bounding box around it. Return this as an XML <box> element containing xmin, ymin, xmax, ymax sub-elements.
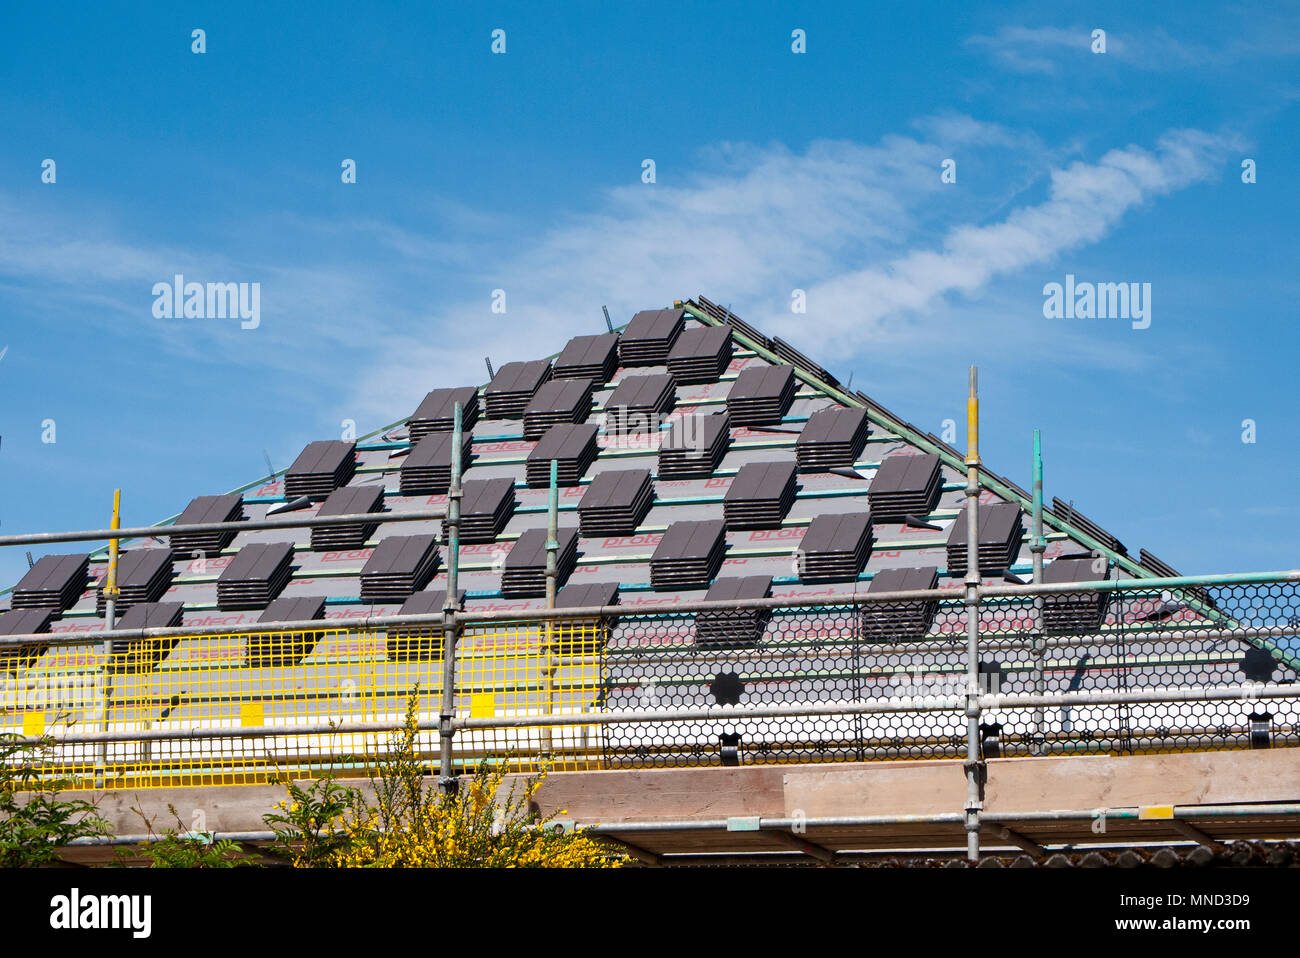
<box><xmin>0</xmin><ymin>295</ymin><xmax>1235</xmax><ymax>639</ymax></box>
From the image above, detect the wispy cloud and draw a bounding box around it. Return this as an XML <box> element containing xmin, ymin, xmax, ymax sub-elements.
<box><xmin>347</xmin><ymin>125</ymin><xmax>1236</xmax><ymax>425</ymax></box>
<box><xmin>968</xmin><ymin>21</ymin><xmax>1300</xmax><ymax>74</ymax></box>
<box><xmin>0</xmin><ymin>118</ymin><xmax>1239</xmax><ymax>439</ymax></box>
<box><xmin>769</xmin><ymin>128</ymin><xmax>1239</xmax><ymax>354</ymax></box>
<box><xmin>967</xmin><ymin>26</ymin><xmax>1088</xmax><ymax>75</ymax></box>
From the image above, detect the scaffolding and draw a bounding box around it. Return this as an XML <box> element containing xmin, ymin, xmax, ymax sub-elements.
<box><xmin>3</xmin><ymin>394</ymin><xmax>1299</xmax><ymax>864</ymax></box>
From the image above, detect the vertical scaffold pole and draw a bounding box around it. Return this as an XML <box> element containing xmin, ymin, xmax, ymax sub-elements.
<box><xmin>1030</xmin><ymin>430</ymin><xmax>1047</xmax><ymax>755</ymax></box>
<box><xmin>438</xmin><ymin>402</ymin><xmax>464</xmax><ymax>795</ymax></box>
<box><xmin>95</xmin><ymin>489</ymin><xmax>122</xmax><ymax>789</ymax></box>
<box><xmin>542</xmin><ymin>458</ymin><xmax>559</xmax><ymax>758</ymax></box>
<box><xmin>963</xmin><ymin>369</ymin><xmax>983</xmax><ymax>862</ymax></box>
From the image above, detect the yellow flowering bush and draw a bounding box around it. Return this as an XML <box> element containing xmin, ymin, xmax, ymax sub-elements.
<box><xmin>266</xmin><ymin>694</ymin><xmax>623</xmax><ymax>869</ymax></box>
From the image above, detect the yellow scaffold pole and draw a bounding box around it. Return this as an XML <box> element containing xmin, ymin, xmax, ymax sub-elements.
<box><xmin>94</xmin><ymin>489</ymin><xmax>121</xmax><ymax>787</ymax></box>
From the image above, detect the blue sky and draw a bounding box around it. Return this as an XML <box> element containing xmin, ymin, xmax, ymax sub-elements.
<box><xmin>1</xmin><ymin>0</ymin><xmax>1297</xmax><ymax>587</ymax></box>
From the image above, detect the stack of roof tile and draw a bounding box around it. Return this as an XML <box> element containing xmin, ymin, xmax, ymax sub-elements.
<box><xmin>666</xmin><ymin>326</ymin><xmax>732</xmax><ymax>384</ymax></box>
<box><xmin>553</xmin><ymin>333</ymin><xmax>620</xmax><ymax>384</ymax></box>
<box><xmin>577</xmin><ymin>468</ymin><xmax>654</xmax><ymax>537</ymax></box>
<box><xmin>860</xmin><ymin>567</ymin><xmax>940</xmax><ymax>642</ymax></box>
<box><xmin>249</xmin><ymin>595</ymin><xmax>326</xmax><ymax>667</ymax></box>
<box><xmin>400</xmin><ymin>431</ymin><xmax>474</xmax><ymax>496</ymax></box>
<box><xmin>526</xmin><ymin>424</ymin><xmax>599</xmax><ymax>487</ymax></box>
<box><xmin>11</xmin><ymin>554</ymin><xmax>90</xmax><ymax>615</ymax></box>
<box><xmin>618</xmin><ymin>308</ymin><xmax>684</xmax><ymax>365</ymax></box>
<box><xmin>723</xmin><ymin>461</ymin><xmax>797</xmax><ymax>530</ymax></box>
<box><xmin>554</xmin><ymin>581</ymin><xmax>621</xmax><ymax>651</ymax></box>
<box><xmin>108</xmin><ymin>601</ymin><xmax>184</xmax><ymax>674</ymax></box>
<box><xmin>1052</xmin><ymin>499</ymin><xmax>1126</xmax><ymax>556</ymax></box>
<box><xmin>868</xmin><ymin>454</ymin><xmax>942</xmax><ymax>523</ymax></box>
<box><xmin>501</xmin><ymin>528</ymin><xmax>579</xmax><ymax>597</ymax></box>
<box><xmin>523</xmin><ymin>379</ymin><xmax>594</xmax><ymax>440</ymax></box>
<box><xmin>657</xmin><ymin>412</ymin><xmax>731</xmax><ymax>479</ymax></box>
<box><xmin>796</xmin><ymin>406</ymin><xmax>870</xmax><ymax>472</ymax></box>
<box><xmin>216</xmin><ymin>542</ymin><xmax>294</xmax><ymax>610</ymax></box>
<box><xmin>696</xmin><ymin>575</ymin><xmax>772</xmax><ymax>647</ymax></box>
<box><xmin>854</xmin><ymin>390</ymin><xmax>904</xmax><ymax>426</ymax></box>
<box><xmin>1041</xmin><ymin>557</ymin><xmax>1112</xmax><ymax>633</ymax></box>
<box><xmin>95</xmin><ymin>549</ymin><xmax>174</xmax><ymax>617</ymax></box>
<box><xmin>797</xmin><ymin>513</ymin><xmax>874</xmax><ymax>583</ymax></box>
<box><xmin>1139</xmin><ymin>548</ymin><xmax>1216</xmax><ymax>610</ymax></box>
<box><xmin>696</xmin><ymin>296</ymin><xmax>770</xmax><ymax>349</ymax></box>
<box><xmin>446</xmin><ymin>478</ymin><xmax>516</xmax><ymax>543</ymax></box>
<box><xmin>309</xmin><ymin>485</ymin><xmax>384</xmax><ymax>551</ymax></box>
<box><xmin>360</xmin><ymin>535</ymin><xmax>441</xmax><ymax>604</ymax></box>
<box><xmin>772</xmin><ymin>337</ymin><xmax>835</xmax><ymax>385</ymax></box>
<box><xmin>386</xmin><ymin>588</ymin><xmax>464</xmax><ymax>661</ymax></box>
<box><xmin>169</xmin><ymin>494</ymin><xmax>243</xmax><ymax>556</ymax></box>
<box><xmin>408</xmin><ymin>386</ymin><xmax>480</xmax><ymax>442</ymax></box>
<box><xmin>650</xmin><ymin>520</ymin><xmax>727</xmax><ymax>591</ymax></box>
<box><xmin>484</xmin><ymin>360</ymin><xmax>553</xmax><ymax>420</ymax></box>
<box><xmin>284</xmin><ymin>441</ymin><xmax>357</xmax><ymax>499</ymax></box>
<box><xmin>725</xmin><ymin>365</ymin><xmax>797</xmax><ymax>425</ymax></box>
<box><xmin>945</xmin><ymin>502</ymin><xmax>1024</xmax><ymax>578</ymax></box>
<box><xmin>603</xmin><ymin>374</ymin><xmax>676</xmax><ymax>438</ymax></box>
<box><xmin>0</xmin><ymin>608</ymin><xmax>52</xmax><ymax>672</ymax></box>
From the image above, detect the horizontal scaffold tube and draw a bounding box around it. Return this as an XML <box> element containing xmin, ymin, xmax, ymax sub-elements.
<box><xmin>579</xmin><ymin>802</ymin><xmax>1300</xmax><ymax>836</ymax></box>
<box><xmin>62</xmin><ymin>802</ymin><xmax>1300</xmax><ymax>848</ymax></box>
<box><xmin>18</xmin><ymin>682</ymin><xmax>1300</xmax><ymax>747</ymax></box>
<box><xmin>0</xmin><ymin>508</ymin><xmax>449</xmax><ymax>548</ymax></box>
<box><xmin>2</xmin><ymin>570</ymin><xmax>1297</xmax><ymax>650</ymax></box>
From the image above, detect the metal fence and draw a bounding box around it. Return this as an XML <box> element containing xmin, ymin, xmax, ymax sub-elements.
<box><xmin>1</xmin><ymin>620</ymin><xmax>606</xmax><ymax>789</ymax></box>
<box><xmin>3</xmin><ymin>575</ymin><xmax>1297</xmax><ymax>790</ymax></box>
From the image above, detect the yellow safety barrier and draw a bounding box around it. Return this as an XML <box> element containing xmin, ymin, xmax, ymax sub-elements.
<box><xmin>455</xmin><ymin>619</ymin><xmax>606</xmax><ymax>774</ymax></box>
<box><xmin>0</xmin><ymin>618</ymin><xmax>606</xmax><ymax>790</ymax></box>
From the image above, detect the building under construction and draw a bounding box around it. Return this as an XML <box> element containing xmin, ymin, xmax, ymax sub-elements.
<box><xmin>2</xmin><ymin>296</ymin><xmax>1298</xmax><ymax>865</ymax></box>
